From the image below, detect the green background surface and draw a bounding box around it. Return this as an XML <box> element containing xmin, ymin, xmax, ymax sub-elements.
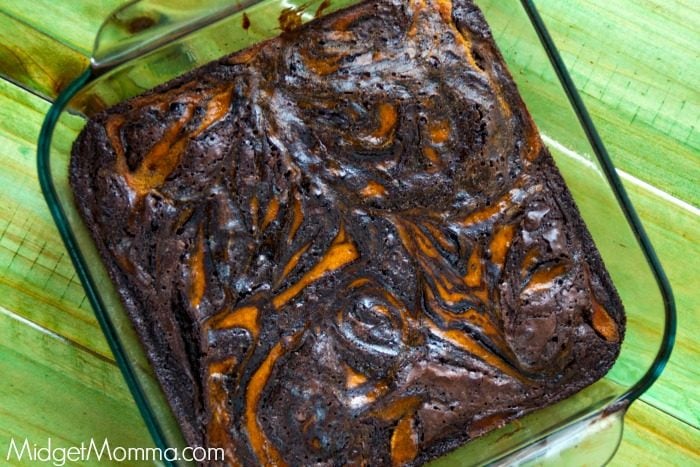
<box><xmin>0</xmin><ymin>0</ymin><xmax>698</xmax><ymax>465</ymax></box>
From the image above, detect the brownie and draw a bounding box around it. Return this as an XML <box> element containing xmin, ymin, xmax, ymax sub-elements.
<box><xmin>69</xmin><ymin>1</ymin><xmax>625</xmax><ymax>465</ymax></box>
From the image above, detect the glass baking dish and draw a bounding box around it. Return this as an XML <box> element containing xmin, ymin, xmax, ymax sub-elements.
<box><xmin>37</xmin><ymin>0</ymin><xmax>676</xmax><ymax>465</ymax></box>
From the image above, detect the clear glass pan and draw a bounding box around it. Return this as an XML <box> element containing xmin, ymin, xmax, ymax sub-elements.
<box><xmin>38</xmin><ymin>0</ymin><xmax>676</xmax><ymax>465</ymax></box>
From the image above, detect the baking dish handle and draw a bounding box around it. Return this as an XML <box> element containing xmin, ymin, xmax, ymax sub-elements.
<box><xmin>90</xmin><ymin>0</ymin><xmax>263</xmax><ymax>72</ymax></box>
<box><xmin>494</xmin><ymin>405</ymin><xmax>628</xmax><ymax>466</ymax></box>
<box><xmin>89</xmin><ymin>0</ymin><xmax>346</xmax><ymax>74</ymax></box>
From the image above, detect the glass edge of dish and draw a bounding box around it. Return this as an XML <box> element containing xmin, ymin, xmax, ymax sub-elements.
<box><xmin>521</xmin><ymin>0</ymin><xmax>676</xmax><ymax>404</ymax></box>
<box><xmin>37</xmin><ymin>68</ymin><xmax>178</xmax><ymax>465</ymax></box>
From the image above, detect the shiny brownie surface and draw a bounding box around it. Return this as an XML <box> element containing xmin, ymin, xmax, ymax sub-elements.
<box><xmin>70</xmin><ymin>0</ymin><xmax>624</xmax><ymax>465</ymax></box>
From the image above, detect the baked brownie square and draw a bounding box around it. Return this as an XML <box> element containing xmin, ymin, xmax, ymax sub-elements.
<box><xmin>70</xmin><ymin>1</ymin><xmax>624</xmax><ymax>465</ymax></box>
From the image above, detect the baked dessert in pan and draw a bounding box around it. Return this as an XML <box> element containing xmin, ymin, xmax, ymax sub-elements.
<box><xmin>70</xmin><ymin>0</ymin><xmax>625</xmax><ymax>464</ymax></box>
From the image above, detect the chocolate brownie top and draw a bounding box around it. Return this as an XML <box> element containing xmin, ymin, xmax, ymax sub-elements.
<box><xmin>70</xmin><ymin>0</ymin><xmax>624</xmax><ymax>465</ymax></box>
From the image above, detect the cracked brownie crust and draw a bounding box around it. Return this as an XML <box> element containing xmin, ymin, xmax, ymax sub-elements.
<box><xmin>70</xmin><ymin>0</ymin><xmax>625</xmax><ymax>465</ymax></box>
